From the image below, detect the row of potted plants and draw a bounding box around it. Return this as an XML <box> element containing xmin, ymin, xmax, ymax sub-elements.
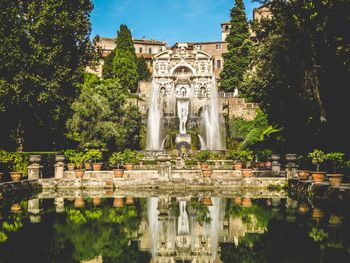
<box><xmin>65</xmin><ymin>149</ymin><xmax>141</xmax><ymax>179</ymax></box>
<box><xmin>298</xmin><ymin>149</ymin><xmax>350</xmax><ymax>186</ymax></box>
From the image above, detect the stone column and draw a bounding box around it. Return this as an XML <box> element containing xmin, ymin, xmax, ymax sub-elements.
<box><xmin>54</xmin><ymin>155</ymin><xmax>65</xmax><ymax>179</ymax></box>
<box><xmin>28</xmin><ymin>198</ymin><xmax>41</xmax><ymax>223</ymax></box>
<box><xmin>285</xmin><ymin>154</ymin><xmax>298</xmax><ymax>179</ymax></box>
<box><xmin>271</xmin><ymin>154</ymin><xmax>281</xmax><ymax>176</ymax></box>
<box><xmin>28</xmin><ymin>155</ymin><xmax>42</xmax><ymax>180</ymax></box>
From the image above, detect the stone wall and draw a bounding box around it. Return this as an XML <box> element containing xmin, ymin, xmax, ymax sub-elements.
<box><xmin>40</xmin><ymin>170</ymin><xmax>287</xmax><ymax>190</ymax></box>
<box><xmin>222</xmin><ymin>97</ymin><xmax>258</xmax><ymax>120</ymax></box>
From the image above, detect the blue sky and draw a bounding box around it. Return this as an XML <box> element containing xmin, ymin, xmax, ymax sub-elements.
<box><xmin>90</xmin><ymin>0</ymin><xmax>259</xmax><ymax>45</ymax></box>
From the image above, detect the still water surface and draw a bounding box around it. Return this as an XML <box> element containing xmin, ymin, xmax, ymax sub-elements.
<box><xmin>0</xmin><ymin>194</ymin><xmax>349</xmax><ymax>263</ymax></box>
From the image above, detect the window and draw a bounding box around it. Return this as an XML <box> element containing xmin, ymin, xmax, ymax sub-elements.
<box><xmin>196</xmin><ymin>45</ymin><xmax>202</xmax><ymax>50</ymax></box>
<box><xmin>148</xmin><ymin>47</ymin><xmax>152</xmax><ymax>54</ymax></box>
<box><xmin>139</xmin><ymin>47</ymin><xmax>143</xmax><ymax>53</ymax></box>
<box><xmin>225</xmin><ymin>25</ymin><xmax>230</xmax><ymax>31</ymax></box>
<box><xmin>216</xmin><ymin>59</ymin><xmax>221</xmax><ymax>69</ymax></box>
<box><xmin>216</xmin><ymin>43</ymin><xmax>222</xmax><ymax>49</ymax></box>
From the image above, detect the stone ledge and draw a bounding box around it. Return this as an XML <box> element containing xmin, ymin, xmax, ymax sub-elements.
<box><xmin>39</xmin><ymin>176</ymin><xmax>287</xmax><ymax>190</ymax></box>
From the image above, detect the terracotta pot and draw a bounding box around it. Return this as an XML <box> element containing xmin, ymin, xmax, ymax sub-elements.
<box><xmin>10</xmin><ymin>172</ymin><xmax>22</xmax><ymax>182</ymax></box>
<box><xmin>84</xmin><ymin>162</ymin><xmax>92</xmax><ymax>171</ymax></box>
<box><xmin>74</xmin><ymin>170</ymin><xmax>84</xmax><ymax>179</ymax></box>
<box><xmin>113</xmin><ymin>198</ymin><xmax>124</xmax><ymax>208</ymax></box>
<box><xmin>311</xmin><ymin>171</ymin><xmax>326</xmax><ymax>183</ymax></box>
<box><xmin>329</xmin><ymin>214</ymin><xmax>342</xmax><ymax>227</ymax></box>
<box><xmin>93</xmin><ymin>163</ymin><xmax>103</xmax><ymax>171</ymax></box>
<box><xmin>233</xmin><ymin>162</ymin><xmax>243</xmax><ymax>170</ymax></box>
<box><xmin>10</xmin><ymin>203</ymin><xmax>22</xmax><ymax>212</ymax></box>
<box><xmin>67</xmin><ymin>163</ymin><xmax>75</xmax><ymax>171</ymax></box>
<box><xmin>113</xmin><ymin>169</ymin><xmax>124</xmax><ymax>178</ymax></box>
<box><xmin>202</xmin><ymin>168</ymin><xmax>213</xmax><ymax>177</ymax></box>
<box><xmin>297</xmin><ymin>170</ymin><xmax>310</xmax><ymax>180</ymax></box>
<box><xmin>92</xmin><ymin>197</ymin><xmax>101</xmax><ymax>206</ymax></box>
<box><xmin>200</xmin><ymin>163</ymin><xmax>209</xmax><ymax>169</ymax></box>
<box><xmin>125</xmin><ymin>196</ymin><xmax>134</xmax><ymax>205</ymax></box>
<box><xmin>242</xmin><ymin>169</ymin><xmax>253</xmax><ymax>178</ymax></box>
<box><xmin>242</xmin><ymin>198</ymin><xmax>252</xmax><ymax>207</ymax></box>
<box><xmin>74</xmin><ymin>198</ymin><xmax>85</xmax><ymax>208</ymax></box>
<box><xmin>124</xmin><ymin>163</ymin><xmax>134</xmax><ymax>171</ymax></box>
<box><xmin>234</xmin><ymin>197</ymin><xmax>242</xmax><ymax>205</ymax></box>
<box><xmin>201</xmin><ymin>197</ymin><xmax>213</xmax><ymax>206</ymax></box>
<box><xmin>311</xmin><ymin>208</ymin><xmax>324</xmax><ymax>220</ymax></box>
<box><xmin>327</xmin><ymin>174</ymin><xmax>343</xmax><ymax>187</ymax></box>
<box><xmin>298</xmin><ymin>203</ymin><xmax>310</xmax><ymax>214</ymax></box>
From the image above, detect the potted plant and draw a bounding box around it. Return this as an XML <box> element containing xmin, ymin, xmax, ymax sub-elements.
<box><xmin>308</xmin><ymin>149</ymin><xmax>327</xmax><ymax>183</ymax></box>
<box><xmin>9</xmin><ymin>153</ymin><xmax>26</xmax><ymax>182</ymax></box>
<box><xmin>228</xmin><ymin>150</ymin><xmax>243</xmax><ymax>170</ymax></box>
<box><xmin>83</xmin><ymin>151</ymin><xmax>93</xmax><ymax>171</ymax></box>
<box><xmin>240</xmin><ymin>150</ymin><xmax>254</xmax><ymax>177</ymax></box>
<box><xmin>87</xmin><ymin>149</ymin><xmax>103</xmax><ymax>171</ymax></box>
<box><xmin>326</xmin><ymin>152</ymin><xmax>345</xmax><ymax>187</ymax></box>
<box><xmin>297</xmin><ymin>155</ymin><xmax>311</xmax><ymax>180</ymax></box>
<box><xmin>196</xmin><ymin>150</ymin><xmax>212</xmax><ymax>169</ymax></box>
<box><xmin>71</xmin><ymin>152</ymin><xmax>85</xmax><ymax>179</ymax></box>
<box><xmin>109</xmin><ymin>152</ymin><xmax>124</xmax><ymax>177</ymax></box>
<box><xmin>122</xmin><ymin>149</ymin><xmax>139</xmax><ymax>171</ymax></box>
<box><xmin>64</xmin><ymin>149</ymin><xmax>77</xmax><ymax>171</ymax></box>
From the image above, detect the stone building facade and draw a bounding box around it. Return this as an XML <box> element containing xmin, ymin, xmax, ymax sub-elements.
<box><xmin>86</xmin><ymin>37</ymin><xmax>167</xmax><ymax>76</ymax></box>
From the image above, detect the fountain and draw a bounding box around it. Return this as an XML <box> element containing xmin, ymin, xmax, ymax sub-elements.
<box><xmin>145</xmin><ymin>43</ymin><xmax>226</xmax><ymax>151</ymax></box>
<box><xmin>146</xmin><ymin>78</ymin><xmax>162</xmax><ymax>151</ymax></box>
<box><xmin>201</xmin><ymin>76</ymin><xmax>224</xmax><ymax>151</ymax></box>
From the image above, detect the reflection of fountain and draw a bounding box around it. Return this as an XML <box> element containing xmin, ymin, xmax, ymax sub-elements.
<box><xmin>147</xmin><ymin>197</ymin><xmax>159</xmax><ymax>258</ymax></box>
<box><xmin>201</xmin><ymin>76</ymin><xmax>224</xmax><ymax>150</ymax></box>
<box><xmin>208</xmin><ymin>198</ymin><xmax>222</xmax><ymax>262</ymax></box>
<box><xmin>146</xmin><ymin>78</ymin><xmax>162</xmax><ymax>151</ymax></box>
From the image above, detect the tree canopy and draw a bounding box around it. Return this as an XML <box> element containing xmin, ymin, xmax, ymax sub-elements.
<box><xmin>241</xmin><ymin>0</ymin><xmax>350</xmax><ymax>153</ymax></box>
<box><xmin>0</xmin><ymin>0</ymin><xmax>93</xmax><ymax>151</ymax></box>
<box><xmin>66</xmin><ymin>77</ymin><xmax>142</xmax><ymax>151</ymax></box>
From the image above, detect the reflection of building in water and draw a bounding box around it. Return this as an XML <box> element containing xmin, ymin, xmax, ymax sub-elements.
<box><xmin>137</xmin><ymin>197</ymin><xmax>266</xmax><ymax>263</ymax></box>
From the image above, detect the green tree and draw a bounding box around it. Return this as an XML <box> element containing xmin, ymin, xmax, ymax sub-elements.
<box><xmin>102</xmin><ymin>25</ymin><xmax>139</xmax><ymax>93</ymax></box>
<box><xmin>67</xmin><ymin>79</ymin><xmax>142</xmax><ymax>151</ymax></box>
<box><xmin>243</xmin><ymin>0</ymin><xmax>350</xmax><ymax>153</ymax></box>
<box><xmin>137</xmin><ymin>56</ymin><xmax>151</xmax><ymax>81</ymax></box>
<box><xmin>0</xmin><ymin>0</ymin><xmax>93</xmax><ymax>151</ymax></box>
<box><xmin>220</xmin><ymin>0</ymin><xmax>252</xmax><ymax>92</ymax></box>
<box><xmin>102</xmin><ymin>49</ymin><xmax>116</xmax><ymax>79</ymax></box>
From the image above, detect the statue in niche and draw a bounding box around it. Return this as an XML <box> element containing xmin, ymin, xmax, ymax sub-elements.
<box><xmin>178</xmin><ymin>100</ymin><xmax>189</xmax><ymax>134</ymax></box>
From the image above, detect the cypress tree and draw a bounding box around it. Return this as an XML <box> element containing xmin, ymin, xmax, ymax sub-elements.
<box><xmin>220</xmin><ymin>0</ymin><xmax>252</xmax><ymax>92</ymax></box>
<box><xmin>102</xmin><ymin>49</ymin><xmax>116</xmax><ymax>79</ymax></box>
<box><xmin>137</xmin><ymin>56</ymin><xmax>151</xmax><ymax>81</ymax></box>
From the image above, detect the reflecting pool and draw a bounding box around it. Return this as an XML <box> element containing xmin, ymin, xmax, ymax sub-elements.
<box><xmin>1</xmin><ymin>193</ymin><xmax>350</xmax><ymax>262</ymax></box>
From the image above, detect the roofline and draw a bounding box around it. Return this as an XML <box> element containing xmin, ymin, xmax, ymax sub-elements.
<box><xmin>253</xmin><ymin>2</ymin><xmax>272</xmax><ymax>12</ymax></box>
<box><xmin>98</xmin><ymin>37</ymin><xmax>167</xmax><ymax>45</ymax></box>
<box><xmin>171</xmin><ymin>41</ymin><xmax>227</xmax><ymax>49</ymax></box>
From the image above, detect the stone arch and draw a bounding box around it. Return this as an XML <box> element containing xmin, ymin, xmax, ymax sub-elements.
<box><xmin>170</xmin><ymin>63</ymin><xmax>196</xmax><ymax>76</ymax></box>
